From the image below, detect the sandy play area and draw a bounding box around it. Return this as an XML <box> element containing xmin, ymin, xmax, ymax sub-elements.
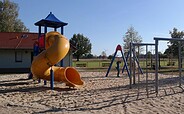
<box><xmin>0</xmin><ymin>71</ymin><xmax>183</xmax><ymax>114</ymax></box>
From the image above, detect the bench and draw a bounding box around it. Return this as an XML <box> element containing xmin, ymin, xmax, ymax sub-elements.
<box><xmin>167</xmin><ymin>62</ymin><xmax>175</xmax><ymax>66</ymax></box>
<box><xmin>147</xmin><ymin>63</ymin><xmax>151</xmax><ymax>66</ymax></box>
<box><xmin>102</xmin><ymin>63</ymin><xmax>110</xmax><ymax>67</ymax></box>
<box><xmin>76</xmin><ymin>63</ymin><xmax>87</xmax><ymax>67</ymax></box>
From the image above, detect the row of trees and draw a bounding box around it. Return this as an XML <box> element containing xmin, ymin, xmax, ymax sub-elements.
<box><xmin>69</xmin><ymin>26</ymin><xmax>143</xmax><ymax>61</ymax></box>
<box><xmin>2</xmin><ymin>0</ymin><xmax>184</xmax><ymax>61</ymax></box>
<box><xmin>70</xmin><ymin>27</ymin><xmax>184</xmax><ymax>61</ymax></box>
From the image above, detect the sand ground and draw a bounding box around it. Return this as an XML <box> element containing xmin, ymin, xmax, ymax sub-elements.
<box><xmin>0</xmin><ymin>71</ymin><xmax>183</xmax><ymax>114</ymax></box>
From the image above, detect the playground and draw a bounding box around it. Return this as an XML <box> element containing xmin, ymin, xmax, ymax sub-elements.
<box><xmin>0</xmin><ymin>12</ymin><xmax>183</xmax><ymax>113</ymax></box>
<box><xmin>0</xmin><ymin>72</ymin><xmax>183</xmax><ymax>114</ymax></box>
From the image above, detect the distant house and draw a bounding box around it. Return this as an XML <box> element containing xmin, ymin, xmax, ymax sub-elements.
<box><xmin>0</xmin><ymin>32</ymin><xmax>73</xmax><ymax>73</ymax></box>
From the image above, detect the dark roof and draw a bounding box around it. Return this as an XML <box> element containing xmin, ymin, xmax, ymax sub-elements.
<box><xmin>35</xmin><ymin>12</ymin><xmax>68</xmax><ymax>28</ymax></box>
<box><xmin>0</xmin><ymin>32</ymin><xmax>38</xmax><ymax>49</ymax></box>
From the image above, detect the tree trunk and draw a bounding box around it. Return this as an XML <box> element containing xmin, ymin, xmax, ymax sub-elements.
<box><xmin>77</xmin><ymin>56</ymin><xmax>80</xmax><ymax>61</ymax></box>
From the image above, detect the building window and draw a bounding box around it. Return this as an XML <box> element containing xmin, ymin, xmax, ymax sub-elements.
<box><xmin>15</xmin><ymin>51</ymin><xmax>22</xmax><ymax>62</ymax></box>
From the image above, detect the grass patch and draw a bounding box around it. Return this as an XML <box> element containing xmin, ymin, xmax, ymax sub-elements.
<box><xmin>73</xmin><ymin>59</ymin><xmax>180</xmax><ymax>73</ymax></box>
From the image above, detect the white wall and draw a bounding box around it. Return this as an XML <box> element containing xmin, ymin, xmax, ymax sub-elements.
<box><xmin>62</xmin><ymin>52</ymin><xmax>72</xmax><ymax>67</ymax></box>
<box><xmin>0</xmin><ymin>49</ymin><xmax>72</xmax><ymax>69</ymax></box>
<box><xmin>0</xmin><ymin>50</ymin><xmax>32</xmax><ymax>68</ymax></box>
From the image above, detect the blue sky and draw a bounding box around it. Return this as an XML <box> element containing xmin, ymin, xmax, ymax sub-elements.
<box><xmin>12</xmin><ymin>0</ymin><xmax>184</xmax><ymax>55</ymax></box>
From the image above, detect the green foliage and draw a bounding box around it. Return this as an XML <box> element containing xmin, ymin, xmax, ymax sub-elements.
<box><xmin>101</xmin><ymin>50</ymin><xmax>107</xmax><ymax>59</ymax></box>
<box><xmin>164</xmin><ymin>28</ymin><xmax>184</xmax><ymax>57</ymax></box>
<box><xmin>146</xmin><ymin>51</ymin><xmax>152</xmax><ymax>58</ymax></box>
<box><xmin>70</xmin><ymin>33</ymin><xmax>92</xmax><ymax>61</ymax></box>
<box><xmin>107</xmin><ymin>55</ymin><xmax>113</xmax><ymax>60</ymax></box>
<box><xmin>85</xmin><ymin>53</ymin><xmax>93</xmax><ymax>59</ymax></box>
<box><xmin>123</xmin><ymin>26</ymin><xmax>142</xmax><ymax>50</ymax></box>
<box><xmin>0</xmin><ymin>0</ymin><xmax>29</xmax><ymax>32</ymax></box>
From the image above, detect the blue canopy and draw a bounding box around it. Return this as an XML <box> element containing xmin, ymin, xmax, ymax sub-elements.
<box><xmin>35</xmin><ymin>12</ymin><xmax>68</xmax><ymax>28</ymax></box>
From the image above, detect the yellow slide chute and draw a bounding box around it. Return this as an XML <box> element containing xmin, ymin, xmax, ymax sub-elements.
<box><xmin>31</xmin><ymin>31</ymin><xmax>84</xmax><ymax>88</ymax></box>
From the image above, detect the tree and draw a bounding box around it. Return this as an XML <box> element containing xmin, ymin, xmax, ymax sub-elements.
<box><xmin>0</xmin><ymin>0</ymin><xmax>29</xmax><ymax>32</ymax></box>
<box><xmin>164</xmin><ymin>28</ymin><xmax>184</xmax><ymax>58</ymax></box>
<box><xmin>123</xmin><ymin>26</ymin><xmax>142</xmax><ymax>50</ymax></box>
<box><xmin>107</xmin><ymin>55</ymin><xmax>113</xmax><ymax>60</ymax></box>
<box><xmin>146</xmin><ymin>51</ymin><xmax>152</xmax><ymax>58</ymax></box>
<box><xmin>101</xmin><ymin>50</ymin><xmax>107</xmax><ymax>59</ymax></box>
<box><xmin>70</xmin><ymin>33</ymin><xmax>92</xmax><ymax>61</ymax></box>
<box><xmin>85</xmin><ymin>53</ymin><xmax>93</xmax><ymax>59</ymax></box>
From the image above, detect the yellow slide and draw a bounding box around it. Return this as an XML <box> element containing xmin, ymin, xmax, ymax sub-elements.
<box><xmin>31</xmin><ymin>31</ymin><xmax>84</xmax><ymax>88</ymax></box>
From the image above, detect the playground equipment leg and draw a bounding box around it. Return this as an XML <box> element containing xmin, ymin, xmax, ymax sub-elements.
<box><xmin>122</xmin><ymin>51</ymin><xmax>130</xmax><ymax>73</ymax></box>
<box><xmin>155</xmin><ymin>39</ymin><xmax>159</xmax><ymax>94</ymax></box>
<box><xmin>28</xmin><ymin>73</ymin><xmax>33</xmax><ymax>79</ymax></box>
<box><xmin>105</xmin><ymin>51</ymin><xmax>117</xmax><ymax>77</ymax></box>
<box><xmin>44</xmin><ymin>80</ymin><xmax>47</xmax><ymax>85</ymax></box>
<box><xmin>50</xmin><ymin>67</ymin><xmax>54</xmax><ymax>90</ymax></box>
<box><xmin>178</xmin><ymin>41</ymin><xmax>182</xmax><ymax>87</ymax></box>
<box><xmin>38</xmin><ymin>79</ymin><xmax>41</xmax><ymax>83</ymax></box>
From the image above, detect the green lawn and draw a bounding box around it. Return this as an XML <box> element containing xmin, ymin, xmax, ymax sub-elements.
<box><xmin>72</xmin><ymin>58</ymin><xmax>180</xmax><ymax>73</ymax></box>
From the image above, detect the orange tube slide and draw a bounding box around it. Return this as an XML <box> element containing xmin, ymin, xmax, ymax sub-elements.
<box><xmin>31</xmin><ymin>31</ymin><xmax>84</xmax><ymax>88</ymax></box>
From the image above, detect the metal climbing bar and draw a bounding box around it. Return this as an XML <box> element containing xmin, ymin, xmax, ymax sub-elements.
<box><xmin>154</xmin><ymin>37</ymin><xmax>184</xmax><ymax>94</ymax></box>
<box><xmin>121</xmin><ymin>48</ymin><xmax>144</xmax><ymax>74</ymax></box>
<box><xmin>154</xmin><ymin>37</ymin><xmax>184</xmax><ymax>41</ymax></box>
<box><xmin>132</xmin><ymin>42</ymin><xmax>155</xmax><ymax>46</ymax></box>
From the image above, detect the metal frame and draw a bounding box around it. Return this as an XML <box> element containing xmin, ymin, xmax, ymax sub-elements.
<box><xmin>131</xmin><ymin>42</ymin><xmax>155</xmax><ymax>84</ymax></box>
<box><xmin>154</xmin><ymin>37</ymin><xmax>184</xmax><ymax>94</ymax></box>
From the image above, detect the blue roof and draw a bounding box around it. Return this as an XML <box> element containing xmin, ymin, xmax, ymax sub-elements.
<box><xmin>35</xmin><ymin>12</ymin><xmax>68</xmax><ymax>28</ymax></box>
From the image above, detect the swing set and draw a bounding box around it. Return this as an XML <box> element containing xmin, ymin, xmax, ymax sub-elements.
<box><xmin>105</xmin><ymin>37</ymin><xmax>184</xmax><ymax>95</ymax></box>
<box><xmin>105</xmin><ymin>42</ymin><xmax>155</xmax><ymax>88</ymax></box>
